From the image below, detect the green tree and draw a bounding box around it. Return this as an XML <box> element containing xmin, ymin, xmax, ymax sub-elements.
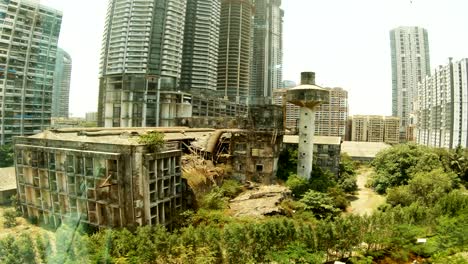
<box><xmin>310</xmin><ymin>165</ymin><xmax>337</xmax><ymax>192</ymax></box>
<box><xmin>286</xmin><ymin>174</ymin><xmax>310</xmax><ymax>198</ymax></box>
<box><xmin>327</xmin><ymin>187</ymin><xmax>350</xmax><ymax>210</ymax></box>
<box><xmin>337</xmin><ymin>154</ymin><xmax>358</xmax><ymax>193</ymax></box>
<box><xmin>277</xmin><ymin>146</ymin><xmax>298</xmax><ymax>181</ymax></box>
<box><xmin>0</xmin><ymin>144</ymin><xmax>14</xmax><ymax>167</ymax></box>
<box><xmin>371</xmin><ymin>144</ymin><xmax>440</xmax><ymax>193</ymax></box>
<box><xmin>300</xmin><ymin>190</ymin><xmax>341</xmax><ymax>219</ymax></box>
<box><xmin>386</xmin><ymin>169</ymin><xmax>457</xmax><ymax>207</ymax></box>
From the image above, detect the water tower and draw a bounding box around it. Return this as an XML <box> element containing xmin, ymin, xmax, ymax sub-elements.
<box><xmin>286</xmin><ymin>72</ymin><xmax>329</xmax><ymax>179</ymax></box>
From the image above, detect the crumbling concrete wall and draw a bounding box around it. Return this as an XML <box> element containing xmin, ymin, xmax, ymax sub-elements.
<box><xmin>13</xmin><ymin>136</ymin><xmax>184</xmax><ymax>230</ymax></box>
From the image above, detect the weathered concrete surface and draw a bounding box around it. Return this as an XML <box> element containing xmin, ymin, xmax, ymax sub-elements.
<box><xmin>229</xmin><ymin>185</ymin><xmax>291</xmax><ymax>218</ymax></box>
<box><xmin>348</xmin><ymin>167</ymin><xmax>385</xmax><ymax>215</ymax></box>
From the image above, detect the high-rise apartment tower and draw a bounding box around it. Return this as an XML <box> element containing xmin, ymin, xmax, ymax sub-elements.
<box><xmin>250</xmin><ymin>0</ymin><xmax>283</xmax><ymax>105</ymax></box>
<box><xmin>52</xmin><ymin>48</ymin><xmax>72</xmax><ymax>118</ymax></box>
<box><xmin>217</xmin><ymin>0</ymin><xmax>253</xmax><ymax>105</ymax></box>
<box><xmin>97</xmin><ymin>0</ymin><xmax>188</xmax><ymax>127</ymax></box>
<box><xmin>314</xmin><ymin>87</ymin><xmax>348</xmax><ymax>138</ymax></box>
<box><xmin>390</xmin><ymin>26</ymin><xmax>431</xmax><ymax>141</ymax></box>
<box><xmin>180</xmin><ymin>0</ymin><xmax>221</xmax><ymax>95</ymax></box>
<box><xmin>0</xmin><ymin>0</ymin><xmax>62</xmax><ymax>145</ymax></box>
<box><xmin>417</xmin><ymin>58</ymin><xmax>468</xmax><ymax>148</ymax></box>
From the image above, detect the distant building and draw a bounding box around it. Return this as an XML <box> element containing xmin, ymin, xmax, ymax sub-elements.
<box><xmin>274</xmin><ymin>87</ymin><xmax>348</xmax><ymax>137</ymax></box>
<box><xmin>273</xmin><ymin>88</ymin><xmax>299</xmax><ymax>129</ymax></box>
<box><xmin>52</xmin><ymin>48</ymin><xmax>72</xmax><ymax>118</ymax></box>
<box><xmin>217</xmin><ymin>0</ymin><xmax>254</xmax><ymax>105</ymax></box>
<box><xmin>350</xmin><ymin>116</ymin><xmax>368</xmax><ymax>142</ymax></box>
<box><xmin>350</xmin><ymin>115</ymin><xmax>400</xmax><ymax>144</ymax></box>
<box><xmin>390</xmin><ymin>26</ymin><xmax>431</xmax><ymax>140</ymax></box>
<box><xmin>384</xmin><ymin>117</ymin><xmax>400</xmax><ymax>144</ymax></box>
<box><xmin>416</xmin><ymin>58</ymin><xmax>468</xmax><ymax>148</ymax></box>
<box><xmin>0</xmin><ymin>0</ymin><xmax>62</xmax><ymax>145</ymax></box>
<box><xmin>367</xmin><ymin>116</ymin><xmax>384</xmax><ymax>142</ymax></box>
<box><xmin>314</xmin><ymin>87</ymin><xmax>348</xmax><ymax>138</ymax></box>
<box><xmin>85</xmin><ymin>112</ymin><xmax>98</xmax><ymax>123</ymax></box>
<box><xmin>250</xmin><ymin>0</ymin><xmax>283</xmax><ymax>104</ymax></box>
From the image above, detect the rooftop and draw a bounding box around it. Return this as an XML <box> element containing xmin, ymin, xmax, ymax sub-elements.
<box><xmin>283</xmin><ymin>135</ymin><xmax>342</xmax><ymax>145</ymax></box>
<box><xmin>341</xmin><ymin>141</ymin><xmax>391</xmax><ymax>158</ymax></box>
<box><xmin>0</xmin><ymin>167</ymin><xmax>17</xmax><ymax>191</ymax></box>
<box><xmin>18</xmin><ymin>127</ymin><xmax>216</xmax><ymax>146</ymax></box>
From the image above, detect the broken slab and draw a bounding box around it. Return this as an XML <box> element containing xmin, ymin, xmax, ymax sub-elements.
<box><xmin>229</xmin><ymin>185</ymin><xmax>291</xmax><ymax>218</ymax></box>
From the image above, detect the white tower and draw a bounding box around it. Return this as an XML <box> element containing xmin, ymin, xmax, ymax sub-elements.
<box><xmin>286</xmin><ymin>72</ymin><xmax>329</xmax><ymax>179</ymax></box>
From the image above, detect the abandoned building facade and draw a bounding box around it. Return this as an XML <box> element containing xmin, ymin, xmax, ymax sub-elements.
<box><xmin>283</xmin><ymin>135</ymin><xmax>342</xmax><ymax>176</ymax></box>
<box><xmin>13</xmin><ymin>105</ymin><xmax>284</xmax><ymax>229</ymax></box>
<box><xmin>14</xmin><ymin>128</ymin><xmax>184</xmax><ymax>229</ymax></box>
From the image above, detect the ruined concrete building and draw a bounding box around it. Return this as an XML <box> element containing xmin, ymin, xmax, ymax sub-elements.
<box><xmin>14</xmin><ymin>128</ymin><xmax>190</xmax><ymax>229</ymax></box>
<box><xmin>181</xmin><ymin>105</ymin><xmax>284</xmax><ymax>184</ymax></box>
<box><xmin>13</xmin><ymin>105</ymin><xmax>284</xmax><ymax>228</ymax></box>
<box><xmin>283</xmin><ymin>135</ymin><xmax>342</xmax><ymax>176</ymax></box>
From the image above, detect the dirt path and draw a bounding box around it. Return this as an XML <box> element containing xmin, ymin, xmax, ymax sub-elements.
<box><xmin>347</xmin><ymin>167</ymin><xmax>385</xmax><ymax>216</ymax></box>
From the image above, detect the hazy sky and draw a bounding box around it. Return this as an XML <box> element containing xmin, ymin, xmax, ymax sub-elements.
<box><xmin>41</xmin><ymin>0</ymin><xmax>468</xmax><ymax>117</ymax></box>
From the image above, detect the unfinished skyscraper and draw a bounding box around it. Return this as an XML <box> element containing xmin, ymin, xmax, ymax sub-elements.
<box><xmin>52</xmin><ymin>48</ymin><xmax>72</xmax><ymax>118</ymax></box>
<box><xmin>217</xmin><ymin>0</ymin><xmax>254</xmax><ymax>105</ymax></box>
<box><xmin>390</xmin><ymin>26</ymin><xmax>431</xmax><ymax>141</ymax></box>
<box><xmin>0</xmin><ymin>0</ymin><xmax>62</xmax><ymax>145</ymax></box>
<box><xmin>180</xmin><ymin>0</ymin><xmax>221</xmax><ymax>94</ymax></box>
<box><xmin>97</xmin><ymin>0</ymin><xmax>189</xmax><ymax>128</ymax></box>
<box><xmin>250</xmin><ymin>0</ymin><xmax>283</xmax><ymax>104</ymax></box>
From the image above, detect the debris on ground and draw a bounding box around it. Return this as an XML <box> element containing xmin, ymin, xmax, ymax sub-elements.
<box><xmin>229</xmin><ymin>185</ymin><xmax>291</xmax><ymax>218</ymax></box>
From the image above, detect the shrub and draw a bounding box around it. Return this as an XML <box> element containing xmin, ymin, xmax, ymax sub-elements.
<box><xmin>220</xmin><ymin>179</ymin><xmax>243</xmax><ymax>198</ymax></box>
<box><xmin>286</xmin><ymin>174</ymin><xmax>310</xmax><ymax>198</ymax></box>
<box><xmin>3</xmin><ymin>209</ymin><xmax>17</xmax><ymax>228</ymax></box>
<box><xmin>327</xmin><ymin>187</ymin><xmax>350</xmax><ymax>210</ymax></box>
<box><xmin>138</xmin><ymin>131</ymin><xmax>165</xmax><ymax>152</ymax></box>
<box><xmin>299</xmin><ymin>190</ymin><xmax>341</xmax><ymax>219</ymax></box>
<box><xmin>200</xmin><ymin>187</ymin><xmax>228</xmax><ymax>210</ymax></box>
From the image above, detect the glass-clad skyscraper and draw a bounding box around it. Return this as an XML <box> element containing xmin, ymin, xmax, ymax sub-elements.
<box><xmin>0</xmin><ymin>0</ymin><xmax>62</xmax><ymax>145</ymax></box>
<box><xmin>52</xmin><ymin>47</ymin><xmax>72</xmax><ymax>118</ymax></box>
<box><xmin>390</xmin><ymin>26</ymin><xmax>430</xmax><ymax>141</ymax></box>
<box><xmin>250</xmin><ymin>0</ymin><xmax>283</xmax><ymax>105</ymax></box>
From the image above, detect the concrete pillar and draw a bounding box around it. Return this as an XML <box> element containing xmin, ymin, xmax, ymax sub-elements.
<box><xmin>286</xmin><ymin>72</ymin><xmax>329</xmax><ymax>180</ymax></box>
<box><xmin>297</xmin><ymin>107</ymin><xmax>315</xmax><ymax>178</ymax></box>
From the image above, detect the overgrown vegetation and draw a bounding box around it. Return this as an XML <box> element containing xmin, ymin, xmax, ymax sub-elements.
<box><xmin>138</xmin><ymin>131</ymin><xmax>165</xmax><ymax>152</ymax></box>
<box><xmin>2</xmin><ymin>189</ymin><xmax>466</xmax><ymax>263</ymax></box>
<box><xmin>371</xmin><ymin>144</ymin><xmax>468</xmax><ymax>194</ymax></box>
<box><xmin>2</xmin><ymin>209</ymin><xmax>17</xmax><ymax>228</ymax></box>
<box><xmin>2</xmin><ymin>144</ymin><xmax>468</xmax><ymax>263</ymax></box>
<box><xmin>0</xmin><ymin>144</ymin><xmax>14</xmax><ymax>167</ymax></box>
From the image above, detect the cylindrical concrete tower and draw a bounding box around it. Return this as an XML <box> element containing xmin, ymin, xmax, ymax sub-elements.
<box><xmin>286</xmin><ymin>72</ymin><xmax>329</xmax><ymax>179</ymax></box>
